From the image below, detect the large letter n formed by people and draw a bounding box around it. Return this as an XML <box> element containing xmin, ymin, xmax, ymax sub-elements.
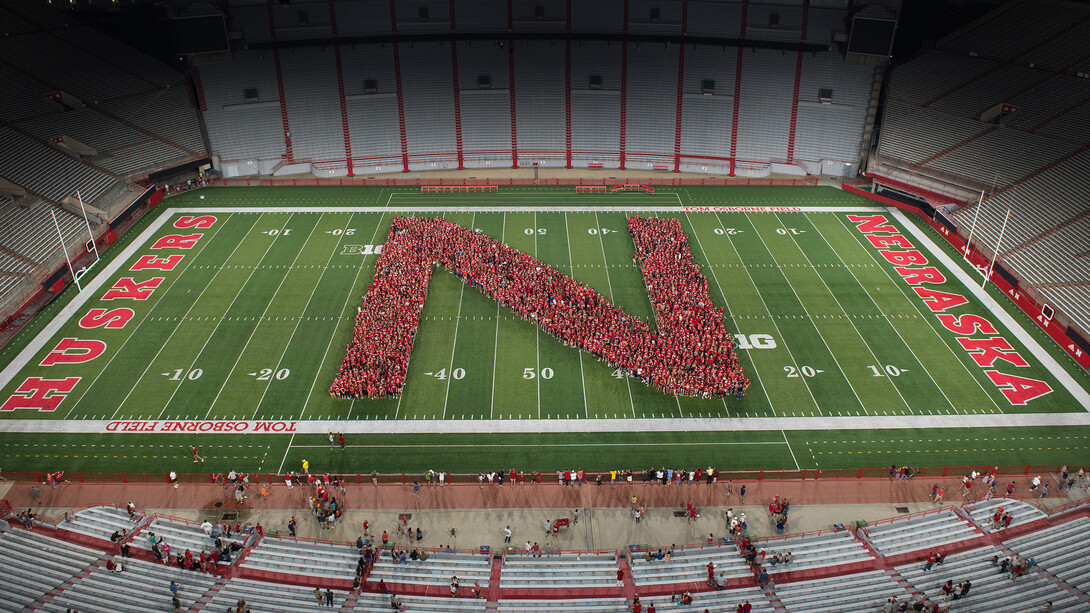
<box><xmin>330</xmin><ymin>216</ymin><xmax>748</xmax><ymax>400</ymax></box>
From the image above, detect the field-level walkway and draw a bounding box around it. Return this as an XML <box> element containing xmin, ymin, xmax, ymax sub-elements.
<box><xmin>4</xmin><ymin>473</ymin><xmax>1081</xmax><ymax>553</ymax></box>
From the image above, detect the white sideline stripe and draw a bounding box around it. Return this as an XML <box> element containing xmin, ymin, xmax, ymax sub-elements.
<box><xmin>0</xmin><ymin>212</ymin><xmax>175</xmax><ymax>390</ymax></box>
<box><xmin>2</xmin><ymin>412</ymin><xmax>1090</xmax><ymax>434</ymax></box>
<box><xmin>891</xmin><ymin>208</ymin><xmax>1090</xmax><ymax>412</ymax></box>
<box><xmin>171</xmin><ymin>206</ymin><xmax>882</xmax><ymax>213</ymax></box>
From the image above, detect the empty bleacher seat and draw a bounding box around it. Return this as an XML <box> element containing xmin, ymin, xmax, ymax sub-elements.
<box><xmin>629</xmin><ymin>543</ymin><xmax>751</xmax><ymax>587</ymax></box>
<box><xmin>861</xmin><ymin>510</ymin><xmax>978</xmax><ymax>557</ymax></box>
<box><xmin>354</xmin><ymin>592</ymin><xmax>488</xmax><ymax>612</ymax></box>
<box><xmin>774</xmin><ymin>570</ymin><xmax>902</xmax><ymax>613</ymax></box>
<box><xmin>500</xmin><ymin>551</ymin><xmax>619</xmax><ymax>588</ymax></box>
<box><xmin>0</xmin><ymin>528</ymin><xmax>102</xmax><ymax>609</ymax></box>
<box><xmin>758</xmin><ymin>529</ymin><xmax>874</xmax><ymax>575</ymax></box>
<box><xmin>1004</xmin><ymin>516</ymin><xmax>1090</xmax><ymax>594</ymax></box>
<box><xmin>241</xmin><ymin>535</ymin><xmax>360</xmax><ymax>580</ymax></box>
<box><xmin>207</xmin><ymin>577</ymin><xmax>348</xmax><ymax>613</ymax></box>
<box><xmin>369</xmin><ymin>549</ymin><xmax>491</xmax><ymax>587</ymax></box>
<box><xmin>131</xmin><ymin>516</ymin><xmax>221</xmax><ymax>560</ymax></box>
<box><xmin>42</xmin><ymin>556</ymin><xmax>219</xmax><ymax>613</ymax></box>
<box><xmin>963</xmin><ymin>497</ymin><xmax>1047</xmax><ymax>533</ymax></box>
<box><xmin>895</xmin><ymin>545</ymin><xmax>1081</xmax><ymax>613</ymax></box>
<box><xmin>64</xmin><ymin>505</ymin><xmax>142</xmax><ymax>542</ymax></box>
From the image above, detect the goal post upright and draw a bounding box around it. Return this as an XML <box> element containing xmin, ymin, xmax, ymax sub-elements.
<box><xmin>76</xmin><ymin>190</ymin><xmax>100</xmax><ymax>264</ymax></box>
<box><xmin>982</xmin><ymin>208</ymin><xmax>1011</xmax><ymax>290</ymax></box>
<box><xmin>50</xmin><ymin>208</ymin><xmax>81</xmax><ymax>293</ymax></box>
<box><xmin>964</xmin><ymin>189</ymin><xmax>984</xmax><ymax>262</ymax></box>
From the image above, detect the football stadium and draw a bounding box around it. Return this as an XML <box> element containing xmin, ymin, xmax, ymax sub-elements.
<box><xmin>0</xmin><ymin>0</ymin><xmax>1088</xmax><ymax>611</ymax></box>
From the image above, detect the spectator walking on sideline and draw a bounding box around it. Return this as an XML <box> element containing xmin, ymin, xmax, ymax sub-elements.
<box><xmin>191</xmin><ymin>445</ymin><xmax>204</xmax><ymax>463</ymax></box>
<box><xmin>30</xmin><ymin>486</ymin><xmax>41</xmax><ymax>504</ymax></box>
<box><xmin>328</xmin><ymin>432</ymin><xmax>335</xmax><ymax>450</ymax></box>
<box><xmin>338</xmin><ymin>433</ymin><xmax>346</xmax><ymax>451</ymax></box>
<box><xmin>288</xmin><ymin>516</ymin><xmax>297</xmax><ymax>537</ymax></box>
<box><xmin>504</xmin><ymin>526</ymin><xmax>512</xmax><ymax>543</ymax></box>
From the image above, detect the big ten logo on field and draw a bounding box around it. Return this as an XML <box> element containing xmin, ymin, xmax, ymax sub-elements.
<box><xmin>1</xmin><ymin>216</ymin><xmax>218</xmax><ymax>412</ymax></box>
<box><xmin>341</xmin><ymin>244</ymin><xmax>384</xmax><ymax>256</ymax></box>
<box><xmin>734</xmin><ymin>334</ymin><xmax>776</xmax><ymax>350</ymax></box>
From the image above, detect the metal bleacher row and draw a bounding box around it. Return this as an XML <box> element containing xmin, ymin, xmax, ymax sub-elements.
<box><xmin>872</xmin><ymin>0</ymin><xmax>1090</xmax><ymax>337</ymax></box>
<box><xmin>199</xmin><ymin>0</ymin><xmax>874</xmax><ymax>177</ymax></box>
<box><xmin>3</xmin><ymin>498</ymin><xmax>1089</xmax><ymax>613</ymax></box>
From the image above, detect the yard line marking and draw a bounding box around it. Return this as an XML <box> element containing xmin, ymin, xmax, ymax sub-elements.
<box><xmin>770</xmin><ymin>211</ymin><xmax>915</xmax><ymax>413</ymax></box>
<box><xmin>806</xmin><ymin>213</ymin><xmax>960</xmax><ymax>413</ymax></box>
<box><xmin>710</xmin><ymin>211</ymin><xmax>821</xmax><ymax>417</ymax></box>
<box><xmin>250</xmin><ymin>213</ymin><xmax>355</xmax><ymax>420</ymax></box>
<box><xmin>294</xmin><ymin>212</ymin><xmax>386</xmax><ymax>428</ymax></box>
<box><xmin>292</xmin><ymin>441</ymin><xmax>794</xmax><ymax>449</ymax></box>
<box><xmin>743</xmin><ymin>212</ymin><xmax>868</xmax><ymax>414</ymax></box>
<box><xmin>154</xmin><ymin>214</ymin><xmax>297</xmax><ymax>420</ymax></box>
<box><xmin>442</xmin><ymin>212</ymin><xmax>475</xmax><ymax>420</ymax></box>
<box><xmin>107</xmin><ymin>215</ymin><xmax>264</xmax><ymax>420</ymax></box>
<box><xmin>833</xmin><ymin>215</ymin><xmax>1004</xmax><ymax>412</ymax></box>
<box><xmin>204</xmin><ymin>214</ymin><xmax>325</xmax><ymax>419</ymax></box>
<box><xmin>489</xmin><ymin>212</ymin><xmax>506</xmax><ymax>420</ymax></box>
<box><xmin>177</xmin><ymin>205</ymin><xmax>883</xmax><ymax>214</ymax></box>
<box><xmin>682</xmin><ymin>211</ymin><xmax>774</xmax><ymax>418</ymax></box>
<box><xmin>783</xmin><ymin>430</ymin><xmax>801</xmax><ymax>470</ymax></box>
<box><xmin>61</xmin><ymin>215</ymin><xmax>230</xmax><ymax>418</ymax></box>
<box><xmin>592</xmin><ymin>210</ymin><xmax>637</xmax><ymax>418</ymax></box>
<box><xmin>534</xmin><ymin>211</ymin><xmax>541</xmax><ymax>421</ymax></box>
<box><xmin>891</xmin><ymin>208</ymin><xmax>1090</xmax><ymax>412</ymax></box>
<box><xmin>563</xmin><ymin>211</ymin><xmax>590</xmax><ymax>419</ymax></box>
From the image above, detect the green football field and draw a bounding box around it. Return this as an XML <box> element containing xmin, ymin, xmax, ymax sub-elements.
<box><xmin>1</xmin><ymin>185</ymin><xmax>1088</xmax><ymax>476</ymax></box>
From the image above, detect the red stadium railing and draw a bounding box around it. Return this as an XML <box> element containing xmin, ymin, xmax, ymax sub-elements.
<box><xmin>3</xmin><ymin>465</ymin><xmax>1066</xmax><ymax>487</ymax></box>
<box><xmin>208</xmin><ymin>176</ymin><xmax>818</xmax><ymax>188</ymax></box>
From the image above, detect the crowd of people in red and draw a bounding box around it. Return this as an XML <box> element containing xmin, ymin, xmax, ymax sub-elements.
<box><xmin>330</xmin><ymin>216</ymin><xmax>748</xmax><ymax>399</ymax></box>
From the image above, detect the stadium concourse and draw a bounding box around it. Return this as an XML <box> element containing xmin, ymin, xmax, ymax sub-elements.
<box><xmin>2</xmin><ymin>470</ymin><xmax>1089</xmax><ymax>612</ymax></box>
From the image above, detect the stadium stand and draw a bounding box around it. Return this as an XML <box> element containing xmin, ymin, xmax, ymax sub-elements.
<box><xmin>756</xmin><ymin>528</ymin><xmax>875</xmax><ymax>575</ymax></box>
<box><xmin>963</xmin><ymin>497</ymin><xmax>1048</xmax><ymax>533</ymax></box>
<box><xmin>196</xmin><ymin>0</ymin><xmax>870</xmax><ymax>177</ymax></box>
<box><xmin>1004</xmin><ymin>516</ymin><xmax>1090</xmax><ymax>594</ymax></box>
<box><xmin>62</xmin><ymin>504</ymin><xmax>144</xmax><ymax>543</ymax></box>
<box><xmin>773</xmin><ymin>570</ymin><xmax>903</xmax><ymax>612</ymax></box>
<box><xmin>497</xmin><ymin>597</ymin><xmax>629</xmax><ymax>613</ymax></box>
<box><xmin>241</xmin><ymin>535</ymin><xmax>359</xmax><ymax>580</ymax></box>
<box><xmin>858</xmin><ymin>509</ymin><xmax>978</xmax><ymax>557</ymax></box>
<box><xmin>355</xmin><ymin>592</ymin><xmax>489</xmax><ymax>612</ymax></box>
<box><xmin>0</xmin><ymin>528</ymin><xmax>102</xmax><ymax>609</ymax></box>
<box><xmin>369</xmin><ymin>548</ymin><xmax>492</xmax><ymax>588</ymax></box>
<box><xmin>499</xmin><ymin>551</ymin><xmax>619</xmax><ymax>588</ymax></box>
<box><xmin>629</xmin><ymin>542</ymin><xmax>751</xmax><ymax>587</ymax></box>
<box><xmin>870</xmin><ymin>0</ymin><xmax>1090</xmax><ymax>339</ymax></box>
<box><xmin>207</xmin><ymin>577</ymin><xmax>350</xmax><ymax>612</ymax></box>
<box><xmin>638</xmin><ymin>587</ymin><xmax>777</xmax><ymax>613</ymax></box>
<box><xmin>895</xmin><ymin>545</ymin><xmax>1084</xmax><ymax>612</ymax></box>
<box><xmin>0</xmin><ymin>199</ymin><xmax>84</xmax><ymax>265</ymax></box>
<box><xmin>41</xmin><ymin>556</ymin><xmax>220</xmax><ymax>613</ymax></box>
<box><xmin>130</xmin><ymin>516</ymin><xmax>225</xmax><ymax>559</ymax></box>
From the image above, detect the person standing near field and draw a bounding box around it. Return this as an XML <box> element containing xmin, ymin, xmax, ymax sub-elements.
<box><xmin>191</xmin><ymin>445</ymin><xmax>204</xmax><ymax>463</ymax></box>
